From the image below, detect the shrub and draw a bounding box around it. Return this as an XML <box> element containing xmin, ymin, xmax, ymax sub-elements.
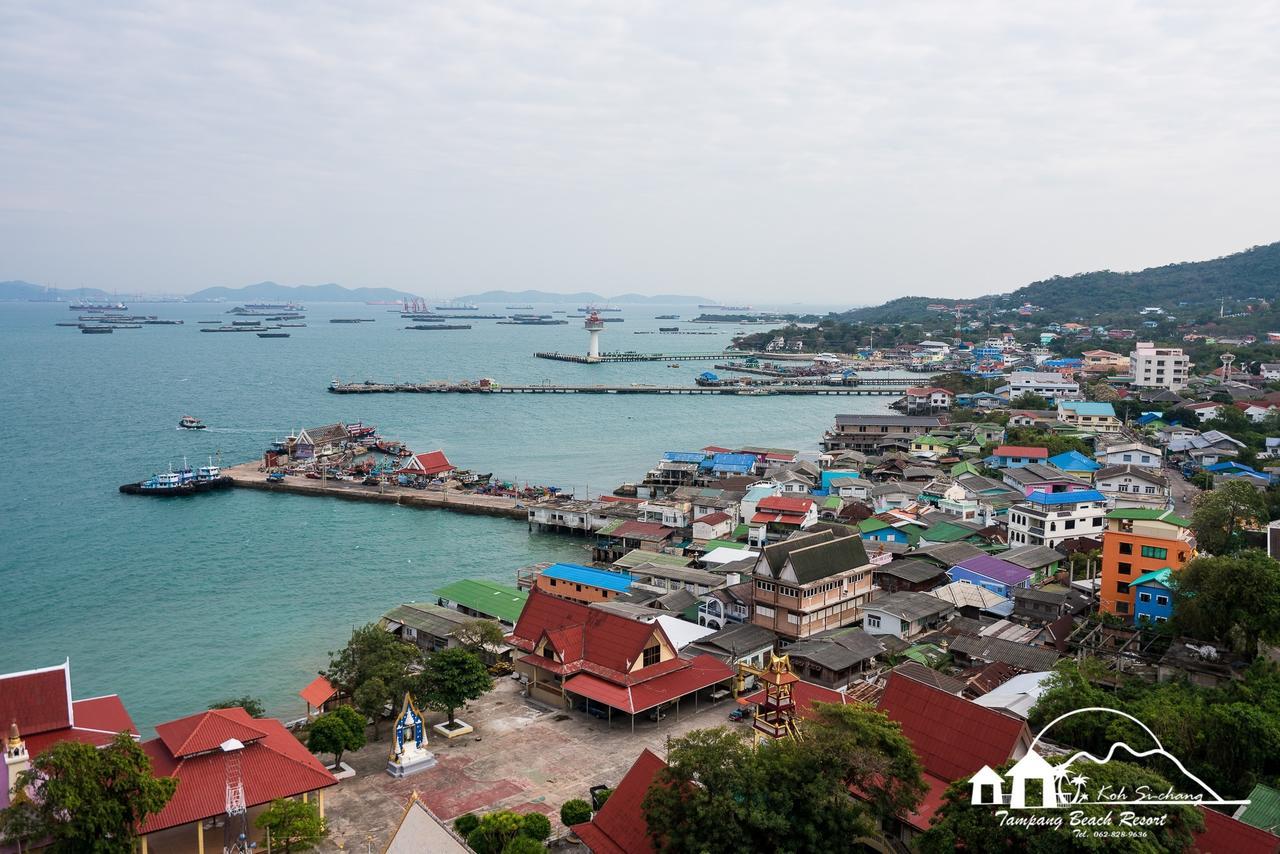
<box><xmin>519</xmin><ymin>812</ymin><xmax>551</xmax><ymax>841</ymax></box>
<box><xmin>560</xmin><ymin>799</ymin><xmax>592</xmax><ymax>827</ymax></box>
<box><xmin>454</xmin><ymin>813</ymin><xmax>480</xmax><ymax>836</ymax></box>
<box><xmin>595</xmin><ymin>788</ymin><xmax>613</xmax><ymax>809</ymax></box>
<box><xmin>502</xmin><ymin>837</ymin><xmax>545</xmax><ymax>854</ymax></box>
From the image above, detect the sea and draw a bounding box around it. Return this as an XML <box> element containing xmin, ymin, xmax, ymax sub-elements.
<box><xmin>0</xmin><ymin>300</ymin><xmax>902</xmax><ymax>732</ymax></box>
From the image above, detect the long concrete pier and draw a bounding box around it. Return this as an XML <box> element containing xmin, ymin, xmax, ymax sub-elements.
<box><xmin>223</xmin><ymin>463</ymin><xmax>526</xmax><ymax>518</ymax></box>
<box><xmin>534</xmin><ymin>350</ymin><xmax>735</xmax><ymax>363</ymax></box>
<box><xmin>327</xmin><ymin>381</ymin><xmax>908</xmax><ymax>396</ymax></box>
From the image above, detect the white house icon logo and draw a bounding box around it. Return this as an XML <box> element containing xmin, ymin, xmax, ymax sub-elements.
<box><xmin>970</xmin><ymin>706</ymin><xmax>1251</xmax><ymax>810</ymax></box>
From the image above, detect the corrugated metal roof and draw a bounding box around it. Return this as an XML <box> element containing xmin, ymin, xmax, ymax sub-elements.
<box><xmin>0</xmin><ymin>662</ymin><xmax>72</xmax><ymax>736</ymax></box>
<box><xmin>433</xmin><ymin>579</ymin><xmax>528</xmax><ymax>624</ymax></box>
<box><xmin>543</xmin><ymin>563</ymin><xmax>634</xmax><ymax>592</ymax></box>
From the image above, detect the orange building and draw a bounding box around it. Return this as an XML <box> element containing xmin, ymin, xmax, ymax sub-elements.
<box><xmin>533</xmin><ymin>563</ymin><xmax>633</xmax><ymax>604</ymax></box>
<box><xmin>1099</xmin><ymin>508</ymin><xmax>1195</xmax><ymax>619</ymax></box>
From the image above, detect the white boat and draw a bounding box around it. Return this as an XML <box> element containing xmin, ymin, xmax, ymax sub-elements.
<box><xmin>178</xmin><ymin>415</ymin><xmax>207</xmax><ymax>430</ymax></box>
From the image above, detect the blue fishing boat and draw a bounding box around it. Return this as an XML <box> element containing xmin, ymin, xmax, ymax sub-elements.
<box><xmin>119</xmin><ymin>460</ymin><xmax>232</xmax><ymax>495</ymax></box>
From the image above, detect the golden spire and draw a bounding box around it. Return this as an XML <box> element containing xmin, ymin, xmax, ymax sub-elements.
<box><xmin>7</xmin><ymin>720</ymin><xmax>20</xmax><ymax>749</ymax></box>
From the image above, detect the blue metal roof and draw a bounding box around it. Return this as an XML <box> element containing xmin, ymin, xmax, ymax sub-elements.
<box><xmin>1025</xmin><ymin>489</ymin><xmax>1106</xmax><ymax>505</ymax></box>
<box><xmin>1058</xmin><ymin>401</ymin><xmax>1116</xmax><ymax>417</ymax></box>
<box><xmin>664</xmin><ymin>451</ymin><xmax>707</xmax><ymax>463</ymax></box>
<box><xmin>711</xmin><ymin>452</ymin><xmax>756</xmax><ymax>472</ymax></box>
<box><xmin>542</xmin><ymin>563</ymin><xmax>633</xmax><ymax>592</ymax></box>
<box><xmin>1046</xmin><ymin>450</ymin><xmax>1102</xmax><ymax>471</ymax></box>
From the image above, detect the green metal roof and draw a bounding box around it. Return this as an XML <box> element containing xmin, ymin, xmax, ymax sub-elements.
<box><xmin>706</xmin><ymin>539</ymin><xmax>748</xmax><ymax>551</ymax></box>
<box><xmin>433</xmin><ymin>579</ymin><xmax>529</xmax><ymax>624</ymax></box>
<box><xmin>1106</xmin><ymin>508</ymin><xmax>1191</xmax><ymax>527</ymax></box>
<box><xmin>858</xmin><ymin>518</ymin><xmax>891</xmax><ymax>533</ymax></box>
<box><xmin>1237</xmin><ymin>784</ymin><xmax>1280</xmax><ymax>834</ymax></box>
<box><xmin>822</xmin><ymin>495</ymin><xmax>844</xmax><ymax>510</ymax></box>
<box><xmin>1130</xmin><ymin>568</ymin><xmax>1173</xmax><ymax>589</ymax></box>
<box><xmin>950</xmin><ymin>461</ymin><xmax>981</xmax><ymax>477</ymax></box>
<box><xmin>921</xmin><ymin>521</ymin><xmax>977</xmax><ymax>543</ymax></box>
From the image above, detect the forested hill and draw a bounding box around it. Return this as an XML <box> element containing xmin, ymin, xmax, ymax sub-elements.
<box><xmin>845</xmin><ymin>241</ymin><xmax>1280</xmax><ymax>324</ymax></box>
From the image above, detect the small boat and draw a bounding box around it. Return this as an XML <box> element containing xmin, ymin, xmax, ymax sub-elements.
<box><xmin>119</xmin><ymin>462</ymin><xmax>232</xmax><ymax>495</ymax></box>
<box><xmin>668</xmin><ymin>363</ymin><xmax>681</xmax><ymax>368</ymax></box>
<box><xmin>179</xmin><ymin>415</ymin><xmax>207</xmax><ymax>430</ymax></box>
<box><xmin>655</xmin><ymin>314</ymin><xmax>680</xmax><ymax>319</ymax></box>
<box><xmin>659</xmin><ymin>326</ymin><xmax>679</xmax><ymax>332</ymax></box>
<box><xmin>257</xmin><ymin>332</ymin><xmax>290</xmax><ymax>338</ymax></box>
<box><xmin>80</xmin><ymin>326</ymin><xmax>113</xmax><ymax>334</ymax></box>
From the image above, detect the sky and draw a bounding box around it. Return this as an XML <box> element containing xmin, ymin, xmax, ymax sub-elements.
<box><xmin>2</xmin><ymin>1</ymin><xmax>1278</xmax><ymax>301</ymax></box>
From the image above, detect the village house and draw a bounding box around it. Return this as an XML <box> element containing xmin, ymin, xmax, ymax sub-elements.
<box><xmin>946</xmin><ymin>554</ymin><xmax>1035</xmax><ymax>598</ymax></box>
<box><xmin>1081</xmin><ymin>349</ymin><xmax>1131</xmax><ymax>373</ymax></box>
<box><xmin>748</xmin><ymin>495</ymin><xmax>818</xmax><ymax>546</ymax></box>
<box><xmin>873</xmin><ymin>558</ymin><xmax>950</xmax><ymax>594</ymax></box>
<box><xmin>696</xmin><ymin>578</ymin><xmax>754</xmax><ymax>630</ymax></box>
<box><xmin>784</xmin><ymin>627</ymin><xmax>888</xmax><ymax>691</ymax></box>
<box><xmin>1096</xmin><ymin>441</ymin><xmax>1162</xmax><ymax>468</ymax></box>
<box><xmin>1056</xmin><ymin>400</ymin><xmax>1121</xmax><ymax>433</ymax></box>
<box><xmin>683</xmin><ymin>622</ymin><xmax>776</xmax><ymax>681</ymax></box>
<box><xmin>751</xmin><ymin>529</ymin><xmax>876</xmax><ymax>642</ymax></box>
<box><xmin>1131</xmin><ymin>568</ymin><xmax>1175</xmax><ymax>625</ymax></box>
<box><xmin>902</xmin><ymin>386</ymin><xmax>955</xmax><ymax>413</ymax></box>
<box><xmin>534</xmin><ymin>563</ymin><xmax>634</xmax><ymax>604</ymax></box>
<box><xmin>381</xmin><ymin>602</ymin><xmax>474</xmax><ymax>653</ymax></box>
<box><xmin>1005</xmin><ymin>371</ymin><xmax>1081</xmax><ymax>402</ymax></box>
<box><xmin>987</xmin><ymin>445</ymin><xmax>1050</xmax><ymax>469</ymax></box>
<box><xmin>819</xmin><ymin>414</ymin><xmax>944</xmax><ymax>454</ymax></box>
<box><xmin>1006</xmin><ymin>489</ymin><xmax>1108</xmax><ymax>549</ymax></box>
<box><xmin>927</xmin><ymin>581</ymin><xmax>1012</xmax><ymax>620</ymax></box>
<box><xmin>594</xmin><ymin>519</ymin><xmax>676</xmax><ymax>563</ymax></box>
<box><xmin>691</xmin><ymin>510</ymin><xmax>734</xmax><ymax>542</ymax></box>
<box><xmin>1100</xmin><ymin>508</ymin><xmax>1195</xmax><ymax>621</ymax></box>
<box><xmin>860</xmin><ymin>591</ymin><xmax>956</xmax><ymax>640</ymax></box>
<box><xmin>1001</xmin><ymin>463</ymin><xmax>1092</xmax><ymax>496</ymax></box>
<box><xmin>433</xmin><ymin>578</ymin><xmax>528</xmax><ymax>629</ymax></box>
<box><xmin>508</xmin><ymin>588</ymin><xmax>734</xmax><ymax>727</ymax></box>
<box><xmin>1045</xmin><ymin>449</ymin><xmax>1102</xmax><ymax>482</ymax></box>
<box><xmin>999</xmin><ymin>544</ymin><xmax>1066</xmax><ymax>579</ymax></box>
<box><xmin>1130</xmin><ymin>342</ymin><xmax>1191</xmax><ymax>390</ymax></box>
<box><xmin>1095</xmin><ymin>464</ymin><xmax>1171</xmax><ymax>510</ymax></box>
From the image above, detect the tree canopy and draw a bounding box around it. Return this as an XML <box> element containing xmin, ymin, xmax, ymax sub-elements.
<box><xmin>208</xmin><ymin>695</ymin><xmax>266</xmax><ymax>718</ymax></box>
<box><xmin>1189</xmin><ymin>480</ymin><xmax>1268</xmax><ymax>556</ymax></box>
<box><xmin>414</xmin><ymin>646</ymin><xmax>493</xmax><ymax>726</ymax></box>
<box><xmin>0</xmin><ymin>732</ymin><xmax>176</xmax><ymax>854</ymax></box>
<box><xmin>255</xmin><ymin>798</ymin><xmax>327</xmax><ymax>853</ymax></box>
<box><xmin>1171</xmin><ymin>550</ymin><xmax>1280</xmax><ymax>658</ymax></box>
<box><xmin>306</xmin><ymin>705</ymin><xmax>366</xmax><ymax>770</ymax></box>
<box><xmin>454</xmin><ymin>619</ymin><xmax>507</xmax><ymax>653</ymax></box>
<box><xmin>324</xmin><ymin>622</ymin><xmax>422</xmax><ymax>699</ymax></box>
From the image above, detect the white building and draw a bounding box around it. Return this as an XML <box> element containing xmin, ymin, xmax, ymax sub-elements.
<box><xmin>1006</xmin><ymin>490</ymin><xmax>1109</xmax><ymax>549</ymax></box>
<box><xmin>1005</xmin><ymin>372</ymin><xmax>1080</xmax><ymax>402</ymax></box>
<box><xmin>1095</xmin><ymin>442</ymin><xmax>1162</xmax><ymax>469</ymax></box>
<box><xmin>1094</xmin><ymin>465</ymin><xmax>1170</xmax><ymax>511</ymax></box>
<box><xmin>1130</xmin><ymin>342</ymin><xmax>1190</xmax><ymax>390</ymax></box>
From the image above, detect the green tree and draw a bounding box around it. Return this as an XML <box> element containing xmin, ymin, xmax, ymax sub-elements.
<box><xmin>465</xmin><ymin>810</ymin><xmax>525</xmax><ymax>854</ymax></box>
<box><xmin>1010</xmin><ymin>392</ymin><xmax>1050</xmax><ymax>410</ymax></box>
<box><xmin>502</xmin><ymin>837</ymin><xmax>545</xmax><ymax>854</ymax></box>
<box><xmin>559</xmin><ymin>799</ymin><xmax>592</xmax><ymax>827</ymax></box>
<box><xmin>255</xmin><ymin>798</ymin><xmax>327</xmax><ymax>853</ymax></box>
<box><xmin>324</xmin><ymin>623</ymin><xmax>422</xmax><ymax>699</ymax></box>
<box><xmin>454</xmin><ymin>813</ymin><xmax>481</xmax><ymax>836</ymax></box>
<box><xmin>1190</xmin><ymin>480</ymin><xmax>1268</xmax><ymax>555</ymax></box>
<box><xmin>919</xmin><ymin>759</ymin><xmax>1202</xmax><ymax>853</ymax></box>
<box><xmin>0</xmin><ymin>732</ymin><xmax>176</xmax><ymax>854</ymax></box>
<box><xmin>1172</xmin><ymin>550</ymin><xmax>1280</xmax><ymax>658</ymax></box>
<box><xmin>518</xmin><ymin>812</ymin><xmax>551</xmax><ymax>841</ymax></box>
<box><xmin>352</xmin><ymin>676</ymin><xmax>391</xmax><ymax>739</ymax></box>
<box><xmin>454</xmin><ymin>618</ymin><xmax>507</xmax><ymax>654</ymax></box>
<box><xmin>306</xmin><ymin>705</ymin><xmax>367</xmax><ymax>770</ymax></box>
<box><xmin>416</xmin><ymin>646</ymin><xmax>493</xmax><ymax>727</ymax></box>
<box><xmin>1027</xmin><ymin>661</ymin><xmax>1115</xmax><ymax>757</ymax></box>
<box><xmin>208</xmin><ymin>695</ymin><xmax>266</xmax><ymax>718</ymax></box>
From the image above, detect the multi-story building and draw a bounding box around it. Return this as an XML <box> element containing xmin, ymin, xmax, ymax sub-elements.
<box><xmin>1006</xmin><ymin>489</ymin><xmax>1108</xmax><ymax>549</ymax></box>
<box><xmin>1081</xmin><ymin>349</ymin><xmax>1131</xmax><ymax>374</ymax></box>
<box><xmin>820</xmin><ymin>415</ymin><xmax>943</xmax><ymax>454</ymax></box>
<box><xmin>751</xmin><ymin>529</ymin><xmax>875</xmax><ymax>642</ymax></box>
<box><xmin>1056</xmin><ymin>401</ymin><xmax>1122</xmax><ymax>433</ymax></box>
<box><xmin>1094</xmin><ymin>465</ymin><xmax>1170</xmax><ymax>510</ymax></box>
<box><xmin>1005</xmin><ymin>372</ymin><xmax>1080</xmax><ymax>402</ymax></box>
<box><xmin>1130</xmin><ymin>342</ymin><xmax>1191</xmax><ymax>390</ymax></box>
<box><xmin>1099</xmin><ymin>508</ymin><xmax>1195</xmax><ymax>620</ymax></box>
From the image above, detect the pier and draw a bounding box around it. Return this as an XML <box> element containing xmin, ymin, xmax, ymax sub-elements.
<box><xmin>535</xmin><ymin>350</ymin><xmax>736</xmax><ymax>363</ymax></box>
<box><xmin>223</xmin><ymin>463</ymin><xmax>527</xmax><ymax>518</ymax></box>
<box><xmin>327</xmin><ymin>381</ymin><xmax>909</xmax><ymax>396</ymax></box>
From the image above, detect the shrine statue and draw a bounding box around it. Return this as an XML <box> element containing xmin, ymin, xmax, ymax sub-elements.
<box><xmin>386</xmin><ymin>692</ymin><xmax>437</xmax><ymax>777</ymax></box>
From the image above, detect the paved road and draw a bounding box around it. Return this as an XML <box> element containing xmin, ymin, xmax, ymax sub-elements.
<box><xmin>1166</xmin><ymin>463</ymin><xmax>1202</xmax><ymax>517</ymax></box>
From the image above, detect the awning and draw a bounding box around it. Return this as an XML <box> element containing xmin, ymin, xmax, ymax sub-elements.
<box><xmin>299</xmin><ymin>675</ymin><xmax>336</xmax><ymax>708</ymax></box>
<box><xmin>563</xmin><ymin>655</ymin><xmax>734</xmax><ymax>715</ymax></box>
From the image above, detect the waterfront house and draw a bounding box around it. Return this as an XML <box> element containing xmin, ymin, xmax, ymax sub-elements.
<box><xmin>138</xmin><ymin>707</ymin><xmax>337</xmax><ymax>853</ymax></box>
<box><xmin>1131</xmin><ymin>568</ymin><xmax>1175</xmax><ymax>625</ymax></box>
<box><xmin>1095</xmin><ymin>465</ymin><xmax>1170</xmax><ymax>510</ymax></box>
<box><xmin>1045</xmin><ymin>450</ymin><xmax>1102</xmax><ymax>482</ymax></box>
<box><xmin>1006</xmin><ymin>490</ymin><xmax>1108</xmax><ymax>549</ymax></box>
<box><xmin>1099</xmin><ymin>508</ymin><xmax>1194</xmax><ymax>621</ymax></box>
<box><xmin>820</xmin><ymin>414</ymin><xmax>944</xmax><ymax>454</ymax></box>
<box><xmin>0</xmin><ymin>658</ymin><xmax>138</xmax><ymax>807</ymax></box>
<box><xmin>784</xmin><ymin>627</ymin><xmax>888</xmax><ymax>691</ymax></box>
<box><xmin>536</xmin><ymin>563</ymin><xmax>634</xmax><ymax>604</ymax></box>
<box><xmin>382</xmin><ymin>602</ymin><xmax>473</xmax><ymax>653</ymax></box>
<box><xmin>507</xmin><ymin>589</ymin><xmax>734</xmax><ymax>725</ymax></box>
<box><xmin>397</xmin><ymin>449</ymin><xmax>455</xmax><ymax>478</ymax></box>
<box><xmin>860</xmin><ymin>591</ymin><xmax>955</xmax><ymax>640</ymax></box>
<box><xmin>594</xmin><ymin>519</ymin><xmax>676</xmax><ymax>563</ymax></box>
<box><xmin>527</xmin><ymin>497</ymin><xmax>596</xmax><ymax>535</ymax></box>
<box><xmin>1056</xmin><ymin>400</ymin><xmax>1121</xmax><ymax>433</ymax></box>
<box><xmin>902</xmin><ymin>386</ymin><xmax>955</xmax><ymax>413</ymax></box>
<box><xmin>739</xmin><ymin>482</ymin><xmax>782</xmax><ymax>524</ymax></box>
<box><xmin>434</xmin><ymin>578</ymin><xmax>529</xmax><ymax>628</ymax></box>
<box><xmin>873</xmin><ymin>559</ymin><xmax>949</xmax><ymax>594</ymax></box>
<box><xmin>987</xmin><ymin>445</ymin><xmax>1049</xmax><ymax>469</ymax></box>
<box><xmin>748</xmin><ymin>495</ymin><xmax>817</xmax><ymax>546</ymax></box>
<box><xmin>750</xmin><ymin>529</ymin><xmax>875</xmax><ymax>642</ymax></box>
<box><xmin>1095</xmin><ymin>441</ymin><xmax>1162</xmax><ymax>469</ymax></box>
<box><xmin>946</xmin><ymin>555</ymin><xmax>1034</xmax><ymax>598</ymax></box>
<box><xmin>638</xmin><ymin>497</ymin><xmax>692</xmax><ymax>529</ymax></box>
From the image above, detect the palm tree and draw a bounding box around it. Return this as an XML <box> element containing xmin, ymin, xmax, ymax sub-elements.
<box><xmin>1068</xmin><ymin>773</ymin><xmax>1090</xmax><ymax>803</ymax></box>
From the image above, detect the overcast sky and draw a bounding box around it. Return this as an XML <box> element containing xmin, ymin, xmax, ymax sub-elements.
<box><xmin>2</xmin><ymin>1</ymin><xmax>1278</xmax><ymax>300</ymax></box>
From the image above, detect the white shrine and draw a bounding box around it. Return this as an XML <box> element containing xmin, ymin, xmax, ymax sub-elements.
<box><xmin>386</xmin><ymin>692</ymin><xmax>437</xmax><ymax>778</ymax></box>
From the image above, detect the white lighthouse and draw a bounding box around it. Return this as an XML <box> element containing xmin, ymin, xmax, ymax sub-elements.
<box><xmin>584</xmin><ymin>310</ymin><xmax>605</xmax><ymax>360</ymax></box>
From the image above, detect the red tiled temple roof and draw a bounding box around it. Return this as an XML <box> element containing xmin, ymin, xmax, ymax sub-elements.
<box><xmin>571</xmin><ymin>749</ymin><xmax>666</xmax><ymax>854</ymax></box>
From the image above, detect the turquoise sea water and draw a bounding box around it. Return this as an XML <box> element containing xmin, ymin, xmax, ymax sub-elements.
<box><xmin>0</xmin><ymin>301</ymin><xmax>897</xmax><ymax>731</ymax></box>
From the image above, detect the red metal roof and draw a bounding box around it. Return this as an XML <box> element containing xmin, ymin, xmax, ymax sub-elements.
<box><xmin>610</xmin><ymin>520</ymin><xmax>675</xmax><ymax>541</ymax></box>
<box><xmin>141</xmin><ymin>708</ymin><xmax>336</xmax><ymax>834</ymax></box>
<box><xmin>694</xmin><ymin>511</ymin><xmax>731</xmax><ymax>525</ymax></box>
<box><xmin>0</xmin><ymin>662</ymin><xmax>72</xmax><ymax>736</ymax></box>
<box><xmin>906</xmin><ymin>387</ymin><xmax>954</xmax><ymax>396</ymax></box>
<box><xmin>562</xmin><ymin>655</ymin><xmax>734</xmax><ymax>715</ymax></box>
<box><xmin>155</xmin><ymin>707</ymin><xmax>270</xmax><ymax>758</ymax></box>
<box><xmin>24</xmin><ymin>695</ymin><xmax>139</xmax><ymax>756</ymax></box>
<box><xmin>993</xmin><ymin>446</ymin><xmax>1049</xmax><ymax>458</ymax></box>
<box><xmin>1194</xmin><ymin>805</ymin><xmax>1280</xmax><ymax>853</ymax></box>
<box><xmin>510</xmin><ymin>588</ymin><xmax>673</xmax><ymax>678</ymax></box>
<box><xmin>757</xmin><ymin>495</ymin><xmax>816</xmax><ymax>513</ymax></box>
<box><xmin>399</xmin><ymin>449</ymin><xmax>454</xmax><ymax>475</ymax></box>
<box><xmin>299</xmin><ymin>675</ymin><xmax>336</xmax><ymax>708</ymax></box>
<box><xmin>877</xmin><ymin>671</ymin><xmax>1028</xmax><ymax>782</ymax></box>
<box><xmin>571</xmin><ymin>748</ymin><xmax>666</xmax><ymax>854</ymax></box>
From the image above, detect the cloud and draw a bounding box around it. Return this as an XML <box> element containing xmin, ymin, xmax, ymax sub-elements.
<box><xmin>1</xmin><ymin>0</ymin><xmax>1278</xmax><ymax>298</ymax></box>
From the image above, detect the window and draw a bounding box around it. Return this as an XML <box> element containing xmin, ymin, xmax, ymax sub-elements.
<box><xmin>1065</xmin><ymin>520</ymin><xmax>1076</xmax><ymax>530</ymax></box>
<box><xmin>1119</xmin><ymin>542</ymin><xmax>1133</xmax><ymax>555</ymax></box>
<box><xmin>549</xmin><ymin>578</ymin><xmax>558</xmax><ymax>586</ymax></box>
<box><xmin>1138</xmin><ymin>592</ymin><xmax>1151</xmax><ymax>603</ymax></box>
<box><xmin>1155</xmin><ymin>616</ymin><xmax>1167</xmax><ymax>623</ymax></box>
<box><xmin>1118</xmin><ymin>562</ymin><xmax>1131</xmax><ymax>575</ymax></box>
<box><xmin>1116</xmin><ymin>582</ymin><xmax>1129</xmax><ymax>594</ymax></box>
<box><xmin>1156</xmin><ymin>595</ymin><xmax>1169</xmax><ymax>606</ymax></box>
<box><xmin>1116</xmin><ymin>601</ymin><xmax>1128</xmax><ymax>613</ymax></box>
<box><xmin>1123</xmin><ymin>454</ymin><xmax>1132</xmax><ymax>462</ymax></box>
<box><xmin>787</xmin><ymin>612</ymin><xmax>801</xmax><ymax>625</ymax></box>
<box><xmin>642</xmin><ymin>644</ymin><xmax>661</xmax><ymax>667</ymax></box>
<box><xmin>756</xmin><ymin>605</ymin><xmax>775</xmax><ymax>619</ymax></box>
<box><xmin>1141</xmin><ymin>546</ymin><xmax>1167</xmax><ymax>559</ymax></box>
<box><xmin>866</xmin><ymin>614</ymin><xmax>882</xmax><ymax>628</ymax></box>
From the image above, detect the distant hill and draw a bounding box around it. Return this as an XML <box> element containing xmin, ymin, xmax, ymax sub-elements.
<box><xmin>456</xmin><ymin>289</ymin><xmax>710</xmax><ymax>304</ymax></box>
<box><xmin>0</xmin><ymin>281</ymin><xmax>114</xmax><ymax>301</ymax></box>
<box><xmin>187</xmin><ymin>281</ymin><xmax>420</xmax><ymax>302</ymax></box>
<box><xmin>844</xmin><ymin>241</ymin><xmax>1280</xmax><ymax>324</ymax></box>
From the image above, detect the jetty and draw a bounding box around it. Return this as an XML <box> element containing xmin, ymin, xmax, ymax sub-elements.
<box><xmin>535</xmin><ymin>350</ymin><xmax>735</xmax><ymax>363</ymax></box>
<box><xmin>223</xmin><ymin>462</ymin><xmax>526</xmax><ymax>518</ymax></box>
<box><xmin>326</xmin><ymin>380</ymin><xmax>910</xmax><ymax>396</ymax></box>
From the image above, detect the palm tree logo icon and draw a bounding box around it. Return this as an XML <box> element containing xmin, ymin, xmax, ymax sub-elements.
<box><xmin>1067</xmin><ymin>773</ymin><xmax>1090</xmax><ymax>804</ymax></box>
